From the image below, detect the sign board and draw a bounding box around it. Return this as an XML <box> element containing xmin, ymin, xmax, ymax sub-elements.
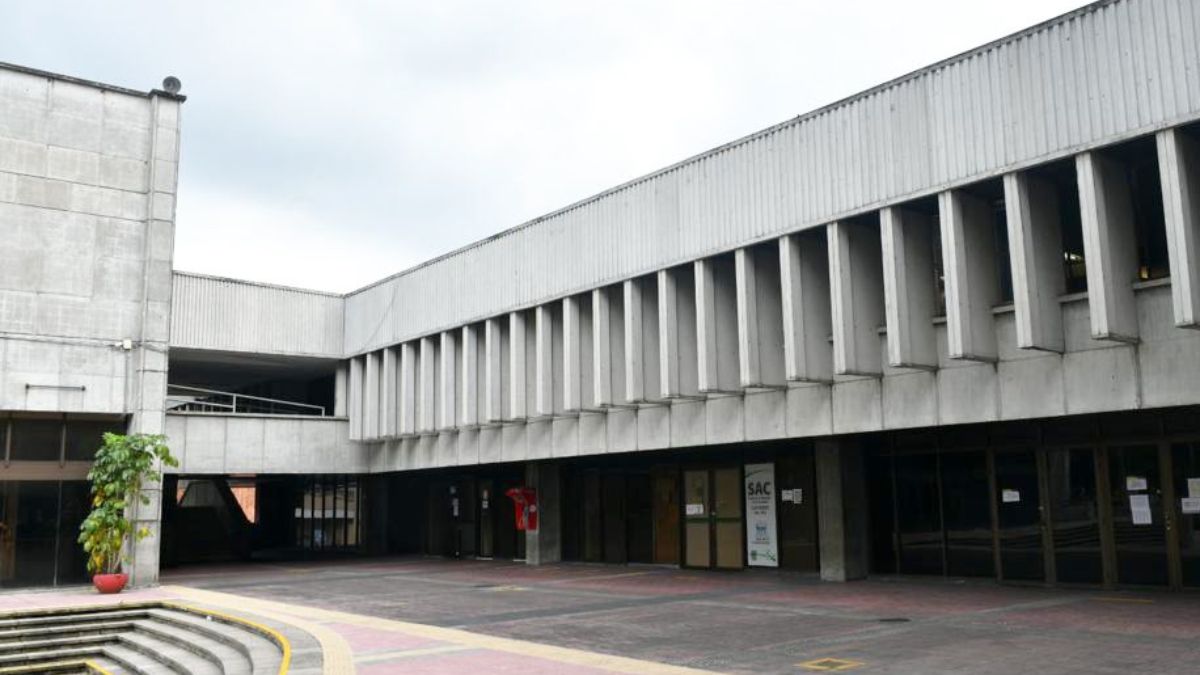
<box><xmin>1182</xmin><ymin>498</ymin><xmax>1200</xmax><ymax>515</ymax></box>
<box><xmin>685</xmin><ymin>503</ymin><xmax>705</xmax><ymax>516</ymax></box>
<box><xmin>744</xmin><ymin>463</ymin><xmax>779</xmax><ymax>568</ymax></box>
<box><xmin>1002</xmin><ymin>489</ymin><xmax>1021</xmax><ymax>503</ymax></box>
<box><xmin>1126</xmin><ymin>476</ymin><xmax>1148</xmax><ymax>492</ymax></box>
<box><xmin>1188</xmin><ymin>478</ymin><xmax>1200</xmax><ymax>499</ymax></box>
<box><xmin>1130</xmin><ymin>494</ymin><xmax>1152</xmax><ymax>525</ymax></box>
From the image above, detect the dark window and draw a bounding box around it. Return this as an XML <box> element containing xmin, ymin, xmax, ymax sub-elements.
<box><xmin>10</xmin><ymin>419</ymin><xmax>61</xmax><ymax>462</ymax></box>
<box><xmin>63</xmin><ymin>419</ymin><xmax>125</xmax><ymax>462</ymax></box>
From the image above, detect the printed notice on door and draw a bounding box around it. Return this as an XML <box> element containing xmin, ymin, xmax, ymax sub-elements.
<box><xmin>1130</xmin><ymin>494</ymin><xmax>1152</xmax><ymax>525</ymax></box>
<box><xmin>744</xmin><ymin>463</ymin><xmax>779</xmax><ymax>568</ymax></box>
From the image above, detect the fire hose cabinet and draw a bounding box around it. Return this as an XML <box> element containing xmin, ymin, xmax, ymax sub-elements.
<box><xmin>504</xmin><ymin>487</ymin><xmax>538</xmax><ymax>532</ymax></box>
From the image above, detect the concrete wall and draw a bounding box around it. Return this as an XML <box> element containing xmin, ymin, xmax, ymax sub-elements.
<box><xmin>165</xmin><ymin>413</ymin><xmax>366</xmax><ymax>475</ymax></box>
<box><xmin>0</xmin><ymin>65</ymin><xmax>182</xmax><ymax>416</ymax></box>
<box><xmin>170</xmin><ymin>272</ymin><xmax>344</xmax><ymax>358</ymax></box>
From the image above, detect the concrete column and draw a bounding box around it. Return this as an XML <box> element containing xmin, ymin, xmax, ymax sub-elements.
<box><xmin>509</xmin><ymin>312</ymin><xmax>527</xmax><ymax>420</ymax></box>
<box><xmin>535</xmin><ymin>305</ymin><xmax>554</xmax><ymax>416</ymax></box>
<box><xmin>592</xmin><ymin>288</ymin><xmax>613</xmax><ymax>406</ymax></box>
<box><xmin>780</xmin><ymin>232</ymin><xmax>833</xmax><ymax>382</ymax></box>
<box><xmin>658</xmin><ymin>269</ymin><xmax>680</xmax><ymax>397</ymax></box>
<box><xmin>563</xmin><ymin>296</ymin><xmax>583</xmax><ymax>411</ymax></box>
<box><xmin>1157</xmin><ymin>128</ymin><xmax>1200</xmax><ymax>328</ymax></box>
<box><xmin>419</xmin><ymin>337</ymin><xmax>437</xmax><ymax>432</ymax></box>
<box><xmin>623</xmin><ymin>279</ymin><xmax>645</xmax><ymax>403</ymax></box>
<box><xmin>1005</xmin><ymin>172</ymin><xmax>1066</xmax><ymax>351</ymax></box>
<box><xmin>439</xmin><ymin>331</ymin><xmax>457</xmax><ymax>429</ymax></box>
<box><xmin>1077</xmin><ymin>151</ymin><xmax>1140</xmax><ymax>342</ymax></box>
<box><xmin>399</xmin><ymin>342</ymin><xmax>417</xmax><ymax>434</ymax></box>
<box><xmin>828</xmin><ymin>220</ymin><xmax>885</xmax><ymax>376</ymax></box>
<box><xmin>364</xmin><ymin>350</ymin><xmax>380</xmax><ymax>438</ymax></box>
<box><xmin>334</xmin><ymin>362</ymin><xmax>348</xmax><ymax>417</ymax></box>
<box><xmin>815</xmin><ymin>439</ymin><xmax>869</xmax><ymax>582</ymax></box>
<box><xmin>460</xmin><ymin>325</ymin><xmax>479</xmax><ymax>426</ymax></box>
<box><xmin>348</xmin><ymin>356</ymin><xmax>363</xmax><ymax>440</ymax></box>
<box><xmin>381</xmin><ymin>347</ymin><xmax>398</xmax><ymax>436</ymax></box>
<box><xmin>484</xmin><ymin>318</ymin><xmax>504</xmax><ymax>423</ymax></box>
<box><xmin>939</xmin><ymin>189</ymin><xmax>1000</xmax><ymax>360</ymax></box>
<box><xmin>881</xmin><ymin>207</ymin><xmax>938</xmax><ymax>369</ymax></box>
<box><xmin>524</xmin><ymin>461</ymin><xmax>562</xmax><ymax>565</ymax></box>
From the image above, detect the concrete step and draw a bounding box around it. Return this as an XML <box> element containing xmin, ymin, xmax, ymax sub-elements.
<box><xmin>116</xmin><ymin>631</ymin><xmax>222</xmax><ymax>675</ymax></box>
<box><xmin>0</xmin><ymin>603</ymin><xmax>286</xmax><ymax>675</ymax></box>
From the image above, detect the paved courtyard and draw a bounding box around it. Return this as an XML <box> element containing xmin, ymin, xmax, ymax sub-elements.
<box><xmin>154</xmin><ymin>557</ymin><xmax>1200</xmax><ymax>674</ymax></box>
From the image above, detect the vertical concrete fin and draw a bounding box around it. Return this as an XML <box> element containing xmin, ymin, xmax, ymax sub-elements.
<box><xmin>460</xmin><ymin>324</ymin><xmax>479</xmax><ymax>426</ymax></box>
<box><xmin>695</xmin><ymin>258</ymin><xmax>721</xmax><ymax>391</ymax></box>
<box><xmin>509</xmin><ymin>312</ymin><xmax>527</xmax><ymax>420</ymax></box>
<box><xmin>828</xmin><ymin>221</ymin><xmax>884</xmax><ymax>376</ymax></box>
<box><xmin>1158</xmin><ymin>128</ymin><xmax>1200</xmax><ymax>328</ymax></box>
<box><xmin>780</xmin><ymin>232</ymin><xmax>833</xmax><ymax>382</ymax></box>
<box><xmin>535</xmin><ymin>305</ymin><xmax>554</xmax><ymax>416</ymax></box>
<box><xmin>623</xmin><ymin>279</ymin><xmax>644</xmax><ymax>402</ymax></box>
<box><xmin>364</xmin><ymin>350</ymin><xmax>380</xmax><ymax>438</ymax></box>
<box><xmin>562</xmin><ymin>296</ymin><xmax>582</xmax><ymax>411</ymax></box>
<box><xmin>1004</xmin><ymin>171</ymin><xmax>1066</xmax><ymax>351</ymax></box>
<box><xmin>735</xmin><ymin>247</ymin><xmax>761</xmax><ymax>387</ymax></box>
<box><xmin>1076</xmin><ymin>151</ymin><xmax>1140</xmax><ymax>342</ymax></box>
<box><xmin>484</xmin><ymin>318</ymin><xmax>503</xmax><ymax>422</ymax></box>
<box><xmin>439</xmin><ymin>331</ymin><xmax>457</xmax><ymax>429</ymax></box>
<box><xmin>348</xmin><ymin>355</ymin><xmax>363</xmax><ymax>440</ymax></box>
<box><xmin>419</xmin><ymin>336</ymin><xmax>436</xmax><ymax>432</ymax></box>
<box><xmin>334</xmin><ymin>362</ymin><xmax>348</xmax><ymax>417</ymax></box>
<box><xmin>592</xmin><ymin>288</ymin><xmax>612</xmax><ymax>406</ymax></box>
<box><xmin>399</xmin><ymin>342</ymin><xmax>417</xmax><ymax>434</ymax></box>
<box><xmin>881</xmin><ymin>207</ymin><xmax>938</xmax><ymax>368</ymax></box>
<box><xmin>658</xmin><ymin>269</ymin><xmax>680</xmax><ymax>398</ymax></box>
<box><xmin>940</xmin><ymin>189</ymin><xmax>1000</xmax><ymax>360</ymax></box>
<box><xmin>381</xmin><ymin>346</ymin><xmax>398</xmax><ymax>436</ymax></box>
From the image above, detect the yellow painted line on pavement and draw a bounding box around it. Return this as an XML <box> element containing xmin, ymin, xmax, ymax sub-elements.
<box><xmin>1093</xmin><ymin>596</ymin><xmax>1154</xmax><ymax>604</ymax></box>
<box><xmin>164</xmin><ymin>584</ymin><xmax>716</xmax><ymax>675</ymax></box>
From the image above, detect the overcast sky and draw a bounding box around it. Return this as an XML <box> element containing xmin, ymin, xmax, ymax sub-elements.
<box><xmin>4</xmin><ymin>1</ymin><xmax>1087</xmax><ymax>293</ymax></box>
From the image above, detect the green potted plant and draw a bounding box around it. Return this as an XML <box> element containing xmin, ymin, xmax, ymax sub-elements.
<box><xmin>78</xmin><ymin>433</ymin><xmax>178</xmax><ymax>594</ymax></box>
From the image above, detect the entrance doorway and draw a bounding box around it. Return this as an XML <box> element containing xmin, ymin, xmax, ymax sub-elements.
<box><xmin>683</xmin><ymin>467</ymin><xmax>743</xmax><ymax>569</ymax></box>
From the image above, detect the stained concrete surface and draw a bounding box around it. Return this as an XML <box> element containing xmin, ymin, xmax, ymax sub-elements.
<box><xmin>163</xmin><ymin>557</ymin><xmax>1200</xmax><ymax>674</ymax></box>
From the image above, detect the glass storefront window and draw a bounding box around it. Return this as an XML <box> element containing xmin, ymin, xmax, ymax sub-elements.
<box><xmin>10</xmin><ymin>419</ymin><xmax>61</xmax><ymax>462</ymax></box>
<box><xmin>1172</xmin><ymin>443</ymin><xmax>1200</xmax><ymax>588</ymax></box>
<box><xmin>0</xmin><ymin>481</ymin><xmax>91</xmax><ymax>589</ymax></box>
<box><xmin>1047</xmin><ymin>447</ymin><xmax>1103</xmax><ymax>584</ymax></box>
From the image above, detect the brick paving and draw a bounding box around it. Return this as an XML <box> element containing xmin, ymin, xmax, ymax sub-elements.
<box><xmin>159</xmin><ymin>557</ymin><xmax>1200</xmax><ymax>674</ymax></box>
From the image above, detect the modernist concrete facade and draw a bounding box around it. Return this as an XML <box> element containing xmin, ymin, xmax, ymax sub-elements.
<box><xmin>4</xmin><ymin>0</ymin><xmax>1200</xmax><ymax>589</ymax></box>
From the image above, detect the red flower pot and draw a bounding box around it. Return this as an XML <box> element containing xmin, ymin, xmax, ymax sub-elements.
<box><xmin>93</xmin><ymin>573</ymin><xmax>128</xmax><ymax>594</ymax></box>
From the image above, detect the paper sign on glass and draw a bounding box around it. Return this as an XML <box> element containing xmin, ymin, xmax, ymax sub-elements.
<box><xmin>685</xmin><ymin>503</ymin><xmax>705</xmax><ymax>516</ymax></box>
<box><xmin>1130</xmin><ymin>494</ymin><xmax>1152</xmax><ymax>525</ymax></box>
<box><xmin>781</xmin><ymin>489</ymin><xmax>794</xmax><ymax>503</ymax></box>
<box><xmin>1002</xmin><ymin>489</ymin><xmax>1020</xmax><ymax>503</ymax></box>
<box><xmin>792</xmin><ymin>489</ymin><xmax>803</xmax><ymax>505</ymax></box>
<box><xmin>1188</xmin><ymin>478</ymin><xmax>1200</xmax><ymax>499</ymax></box>
<box><xmin>1126</xmin><ymin>476</ymin><xmax>1148</xmax><ymax>492</ymax></box>
<box><xmin>1181</xmin><ymin>498</ymin><xmax>1200</xmax><ymax>515</ymax></box>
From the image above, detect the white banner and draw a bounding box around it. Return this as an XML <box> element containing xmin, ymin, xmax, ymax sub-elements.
<box><xmin>744</xmin><ymin>462</ymin><xmax>779</xmax><ymax>567</ymax></box>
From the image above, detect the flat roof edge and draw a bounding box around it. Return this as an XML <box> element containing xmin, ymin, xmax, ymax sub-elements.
<box><xmin>0</xmin><ymin>61</ymin><xmax>186</xmax><ymax>102</ymax></box>
<box><xmin>172</xmin><ymin>270</ymin><xmax>345</xmax><ymax>298</ymax></box>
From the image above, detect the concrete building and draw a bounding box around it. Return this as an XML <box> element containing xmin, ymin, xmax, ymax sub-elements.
<box><xmin>4</xmin><ymin>0</ymin><xmax>1200</xmax><ymax>591</ymax></box>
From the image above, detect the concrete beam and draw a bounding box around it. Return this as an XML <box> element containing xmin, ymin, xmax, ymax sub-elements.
<box><xmin>1157</xmin><ymin>128</ymin><xmax>1200</xmax><ymax>328</ymax></box>
<box><xmin>1004</xmin><ymin>171</ymin><xmax>1066</xmax><ymax>351</ymax></box>
<box><xmin>939</xmin><ymin>189</ymin><xmax>1000</xmax><ymax>360</ymax></box>
<box><xmin>1077</xmin><ymin>151</ymin><xmax>1140</xmax><ymax>342</ymax></box>
<box><xmin>779</xmin><ymin>232</ymin><xmax>833</xmax><ymax>382</ymax></box>
<box><xmin>828</xmin><ymin>220</ymin><xmax>884</xmax><ymax>376</ymax></box>
<box><xmin>881</xmin><ymin>207</ymin><xmax>938</xmax><ymax>369</ymax></box>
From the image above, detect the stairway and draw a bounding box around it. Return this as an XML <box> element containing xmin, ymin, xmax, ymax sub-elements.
<box><xmin>0</xmin><ymin>602</ymin><xmax>288</xmax><ymax>674</ymax></box>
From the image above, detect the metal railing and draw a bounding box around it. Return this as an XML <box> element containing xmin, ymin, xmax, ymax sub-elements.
<box><xmin>166</xmin><ymin>384</ymin><xmax>327</xmax><ymax>417</ymax></box>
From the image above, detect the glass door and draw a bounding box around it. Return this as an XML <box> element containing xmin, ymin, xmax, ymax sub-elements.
<box><xmin>777</xmin><ymin>452</ymin><xmax>818</xmax><ymax>571</ymax></box>
<box><xmin>683</xmin><ymin>470</ymin><xmax>710</xmax><ymax>568</ymax></box>
<box><xmin>478</xmin><ymin>480</ymin><xmax>494</xmax><ymax>558</ymax></box>
<box><xmin>994</xmin><ymin>449</ymin><xmax>1044</xmax><ymax>581</ymax></box>
<box><xmin>1171</xmin><ymin>442</ymin><xmax>1200</xmax><ymax>587</ymax></box>
<box><xmin>895</xmin><ymin>453</ymin><xmax>943</xmax><ymax>575</ymax></box>
<box><xmin>1046</xmin><ymin>447</ymin><xmax>1103</xmax><ymax>584</ymax></box>
<box><xmin>1107</xmin><ymin>444</ymin><xmax>1169</xmax><ymax>586</ymax></box>
<box><xmin>712</xmin><ymin>467</ymin><xmax>743</xmax><ymax>569</ymax></box>
<box><xmin>651</xmin><ymin>471</ymin><xmax>679</xmax><ymax>565</ymax></box>
<box><xmin>940</xmin><ymin>451</ymin><xmax>993</xmax><ymax>577</ymax></box>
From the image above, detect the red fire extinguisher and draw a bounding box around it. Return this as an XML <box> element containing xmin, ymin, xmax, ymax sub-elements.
<box><xmin>504</xmin><ymin>487</ymin><xmax>538</xmax><ymax>532</ymax></box>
